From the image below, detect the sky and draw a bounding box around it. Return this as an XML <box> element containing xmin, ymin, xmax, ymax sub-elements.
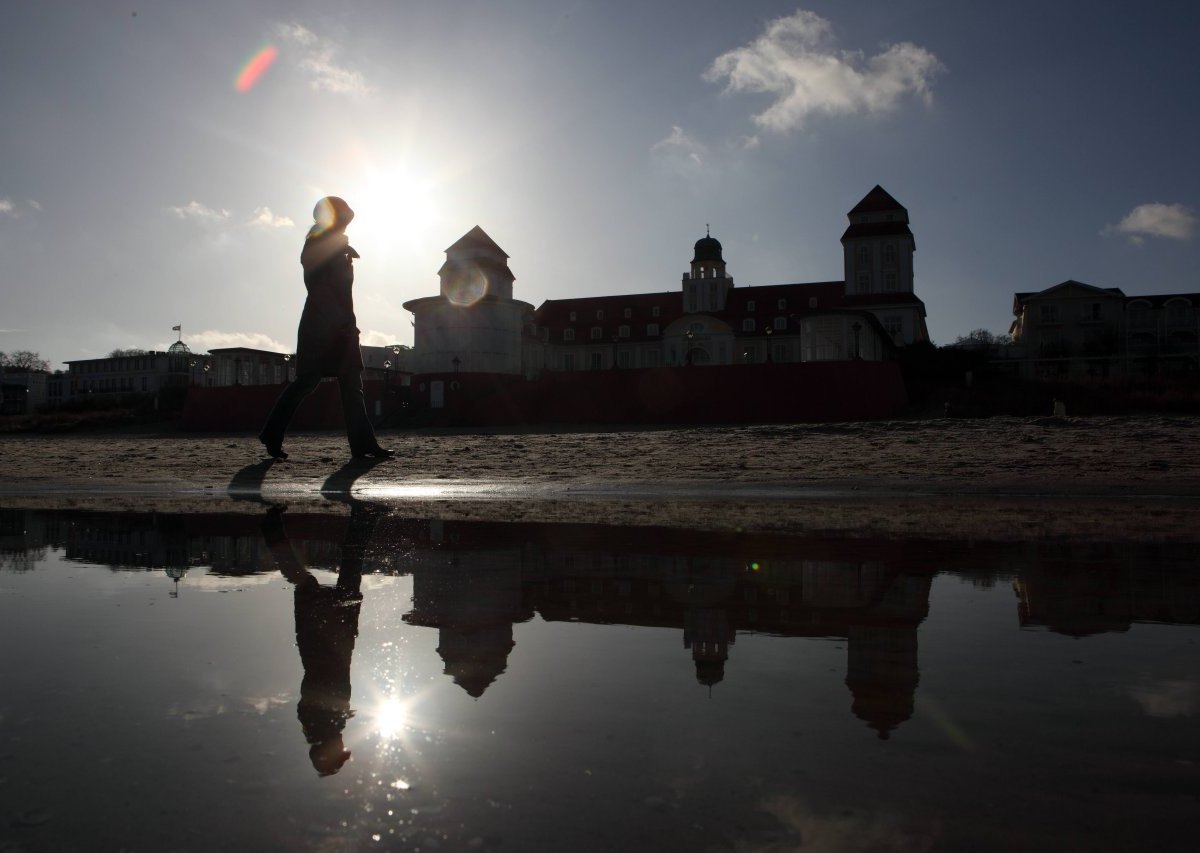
<box><xmin>2</xmin><ymin>0</ymin><xmax>1198</xmax><ymax>368</ymax></box>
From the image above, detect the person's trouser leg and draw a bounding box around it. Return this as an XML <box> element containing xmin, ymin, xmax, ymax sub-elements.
<box><xmin>261</xmin><ymin>373</ymin><xmax>322</xmax><ymax>444</ymax></box>
<box><xmin>338</xmin><ymin>369</ymin><xmax>378</xmax><ymax>454</ymax></box>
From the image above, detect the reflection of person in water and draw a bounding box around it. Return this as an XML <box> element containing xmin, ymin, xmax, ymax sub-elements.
<box><xmin>261</xmin><ymin>502</ymin><xmax>381</xmax><ymax>776</ymax></box>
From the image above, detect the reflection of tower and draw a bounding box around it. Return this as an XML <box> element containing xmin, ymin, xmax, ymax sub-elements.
<box><xmin>164</xmin><ymin>564</ymin><xmax>187</xmax><ymax>597</ymax></box>
<box><xmin>684</xmin><ymin>608</ymin><xmax>734</xmax><ymax>688</ymax></box>
<box><xmin>437</xmin><ymin>623</ymin><xmax>515</xmax><ymax>698</ymax></box>
<box><xmin>404</xmin><ymin>532</ymin><xmax>526</xmax><ymax>698</ymax></box>
<box><xmin>844</xmin><ymin>623</ymin><xmax>919</xmax><ymax>739</ymax></box>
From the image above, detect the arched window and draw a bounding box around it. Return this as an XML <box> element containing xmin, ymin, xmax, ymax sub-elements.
<box><xmin>1128</xmin><ymin>300</ymin><xmax>1153</xmax><ymax>328</ymax></box>
<box><xmin>596</xmin><ymin>309</ymin><xmax>605</xmax><ymax>321</ymax></box>
<box><xmin>1166</xmin><ymin>298</ymin><xmax>1193</xmax><ymax>327</ymax></box>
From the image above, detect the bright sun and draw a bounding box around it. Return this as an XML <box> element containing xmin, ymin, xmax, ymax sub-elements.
<box><xmin>343</xmin><ymin>166</ymin><xmax>439</xmax><ymax>257</ymax></box>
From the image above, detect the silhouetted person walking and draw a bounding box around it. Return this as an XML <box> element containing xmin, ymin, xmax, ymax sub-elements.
<box><xmin>259</xmin><ymin>196</ymin><xmax>392</xmax><ymax>460</ymax></box>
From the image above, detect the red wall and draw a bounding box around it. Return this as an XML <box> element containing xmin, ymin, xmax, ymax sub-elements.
<box><xmin>179</xmin><ymin>380</ymin><xmax>390</xmax><ymax>432</ymax></box>
<box><xmin>414</xmin><ymin>361</ymin><xmax>907</xmax><ymax>426</ymax></box>
<box><xmin>179</xmin><ymin>363</ymin><xmax>906</xmax><ymax>431</ymax></box>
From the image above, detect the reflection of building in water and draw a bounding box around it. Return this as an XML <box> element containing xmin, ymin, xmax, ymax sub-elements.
<box><xmin>408</xmin><ymin>521</ymin><xmax>933</xmax><ymax>736</ymax></box>
<box><xmin>1014</xmin><ymin>542</ymin><xmax>1200</xmax><ymax>635</ymax></box>
<box><xmin>403</xmin><ymin>520</ymin><xmax>533</xmax><ymax>697</ymax></box>
<box><xmin>0</xmin><ymin>508</ymin><xmax>66</xmax><ymax>572</ymax></box>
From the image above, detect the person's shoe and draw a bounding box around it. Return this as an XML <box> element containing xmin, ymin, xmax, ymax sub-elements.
<box><xmin>351</xmin><ymin>446</ymin><xmax>395</xmax><ymax>459</ymax></box>
<box><xmin>259</xmin><ymin>434</ymin><xmax>288</xmax><ymax>460</ymax></box>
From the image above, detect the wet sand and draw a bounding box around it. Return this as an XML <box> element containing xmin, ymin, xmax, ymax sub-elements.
<box><xmin>3</xmin><ymin>415</ymin><xmax>1199</xmax><ymax>539</ymax></box>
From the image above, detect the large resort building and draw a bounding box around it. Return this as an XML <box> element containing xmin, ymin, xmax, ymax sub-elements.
<box><xmin>403</xmin><ymin>185</ymin><xmax>929</xmax><ymax>386</ymax></box>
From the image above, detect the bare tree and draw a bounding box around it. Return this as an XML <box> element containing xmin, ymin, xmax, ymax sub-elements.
<box><xmin>1</xmin><ymin>350</ymin><xmax>50</xmax><ymax>372</ymax></box>
<box><xmin>951</xmin><ymin>329</ymin><xmax>1012</xmax><ymax>347</ymax></box>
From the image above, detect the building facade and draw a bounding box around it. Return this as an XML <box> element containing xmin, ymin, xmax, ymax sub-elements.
<box><xmin>404</xmin><ymin>186</ymin><xmax>929</xmax><ymax>384</ymax></box>
<box><xmin>1009</xmin><ymin>280</ymin><xmax>1200</xmax><ymax>378</ymax></box>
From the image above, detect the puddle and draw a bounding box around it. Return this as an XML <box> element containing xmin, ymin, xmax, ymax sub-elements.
<box><xmin>0</xmin><ymin>505</ymin><xmax>1197</xmax><ymax>851</ymax></box>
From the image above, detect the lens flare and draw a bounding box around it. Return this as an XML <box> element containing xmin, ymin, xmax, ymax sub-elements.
<box><xmin>235</xmin><ymin>45</ymin><xmax>278</xmax><ymax>93</ymax></box>
<box><xmin>443</xmin><ymin>263</ymin><xmax>488</xmax><ymax>307</ymax></box>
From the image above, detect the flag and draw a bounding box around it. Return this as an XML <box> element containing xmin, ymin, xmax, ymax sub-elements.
<box><xmin>171</xmin><ymin>325</ymin><xmax>181</xmax><ymax>331</ymax></box>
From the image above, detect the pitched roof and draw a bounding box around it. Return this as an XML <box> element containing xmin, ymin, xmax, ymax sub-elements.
<box><xmin>445</xmin><ymin>225</ymin><xmax>508</xmax><ymax>258</ymax></box>
<box><xmin>840</xmin><ymin>221</ymin><xmax>915</xmax><ymax>242</ymax></box>
<box><xmin>848</xmin><ymin>185</ymin><xmax>906</xmax><ymax>215</ymax></box>
<box><xmin>1013</xmin><ymin>280</ymin><xmax>1126</xmax><ymax>302</ymax></box>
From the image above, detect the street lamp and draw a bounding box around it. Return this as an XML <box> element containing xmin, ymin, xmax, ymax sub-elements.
<box><xmin>765</xmin><ymin>326</ymin><xmax>773</xmax><ymax>362</ymax></box>
<box><xmin>685</xmin><ymin>329</ymin><xmax>694</xmax><ymax>366</ymax></box>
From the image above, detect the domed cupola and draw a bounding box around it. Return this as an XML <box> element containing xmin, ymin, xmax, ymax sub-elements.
<box><xmin>692</xmin><ymin>229</ymin><xmax>723</xmax><ymax>265</ymax></box>
<box><xmin>689</xmin><ymin>226</ymin><xmax>726</xmax><ymax>281</ymax></box>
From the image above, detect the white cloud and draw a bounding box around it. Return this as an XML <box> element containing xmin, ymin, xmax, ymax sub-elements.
<box><xmin>248</xmin><ymin>206</ymin><xmax>295</xmax><ymax>229</ymax></box>
<box><xmin>168</xmin><ymin>200</ymin><xmax>232</xmax><ymax>226</ymax></box>
<box><xmin>181</xmin><ymin>329</ymin><xmax>290</xmax><ymax>353</ymax></box>
<box><xmin>652</xmin><ymin>125</ymin><xmax>706</xmax><ymax>169</ymax></box>
<box><xmin>360</xmin><ymin>329</ymin><xmax>403</xmax><ymax>347</ymax></box>
<box><xmin>1108</xmin><ymin>202</ymin><xmax>1196</xmax><ymax>244</ymax></box>
<box><xmin>704</xmin><ymin>8</ymin><xmax>944</xmax><ymax>133</ymax></box>
<box><xmin>277</xmin><ymin>22</ymin><xmax>371</xmax><ymax>97</ymax></box>
<box><xmin>0</xmin><ymin>197</ymin><xmax>45</xmax><ymax>218</ymax></box>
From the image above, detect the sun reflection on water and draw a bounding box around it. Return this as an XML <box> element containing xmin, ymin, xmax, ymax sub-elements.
<box><xmin>375</xmin><ymin>697</ymin><xmax>409</xmax><ymax>740</ymax></box>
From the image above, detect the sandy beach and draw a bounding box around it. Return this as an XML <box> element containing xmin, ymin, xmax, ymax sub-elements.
<box><xmin>3</xmin><ymin>415</ymin><xmax>1200</xmax><ymax>540</ymax></box>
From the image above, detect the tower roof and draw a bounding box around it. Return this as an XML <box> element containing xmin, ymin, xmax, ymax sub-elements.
<box><xmin>848</xmin><ymin>185</ymin><xmax>907</xmax><ymax>216</ymax></box>
<box><xmin>445</xmin><ymin>225</ymin><xmax>509</xmax><ymax>258</ymax></box>
<box><xmin>691</xmin><ymin>229</ymin><xmax>723</xmax><ymax>264</ymax></box>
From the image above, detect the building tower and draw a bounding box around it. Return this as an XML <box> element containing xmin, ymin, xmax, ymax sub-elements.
<box><xmin>683</xmin><ymin>228</ymin><xmax>734</xmax><ymax>313</ymax></box>
<box><xmin>403</xmin><ymin>226</ymin><xmax>536</xmax><ymax>378</ymax></box>
<box><xmin>840</xmin><ymin>186</ymin><xmax>927</xmax><ymax>345</ymax></box>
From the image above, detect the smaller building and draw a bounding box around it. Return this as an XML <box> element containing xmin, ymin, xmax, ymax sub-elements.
<box><xmin>206</xmin><ymin>347</ymin><xmax>296</xmax><ymax>387</ymax></box>
<box><xmin>1009</xmin><ymin>280</ymin><xmax>1200</xmax><ymax>378</ymax></box>
<box><xmin>63</xmin><ymin>344</ymin><xmax>193</xmax><ymax>399</ymax></box>
<box><xmin>0</xmin><ymin>370</ymin><xmax>49</xmax><ymax>415</ymax></box>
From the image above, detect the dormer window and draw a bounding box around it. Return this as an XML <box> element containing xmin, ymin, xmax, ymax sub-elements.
<box><xmin>596</xmin><ymin>309</ymin><xmax>604</xmax><ymax>321</ymax></box>
<box><xmin>777</xmin><ymin>299</ymin><xmax>786</xmax><ymax>310</ymax></box>
<box><xmin>623</xmin><ymin>307</ymin><xmax>632</xmax><ymax>319</ymax></box>
<box><xmin>569</xmin><ymin>311</ymin><xmax>577</xmax><ymax>322</ymax></box>
<box><xmin>651</xmin><ymin>306</ymin><xmax>661</xmax><ymax>317</ymax></box>
<box><xmin>747</xmin><ymin>300</ymin><xmax>756</xmax><ymax>312</ymax></box>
